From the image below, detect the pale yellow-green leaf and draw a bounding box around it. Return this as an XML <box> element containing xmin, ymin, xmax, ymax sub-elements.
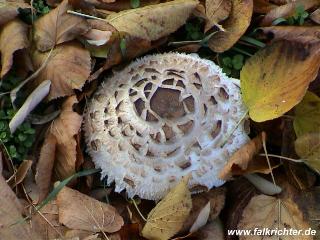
<box><xmin>106</xmin><ymin>0</ymin><xmax>199</xmax><ymax>41</ymax></box>
<box><xmin>293</xmin><ymin>91</ymin><xmax>320</xmax><ymax>137</ymax></box>
<box><xmin>142</xmin><ymin>176</ymin><xmax>192</xmax><ymax>240</ymax></box>
<box><xmin>295</xmin><ymin>132</ymin><xmax>320</xmax><ymax>174</ymax></box>
<box><xmin>240</xmin><ymin>40</ymin><xmax>320</xmax><ymax>122</ymax></box>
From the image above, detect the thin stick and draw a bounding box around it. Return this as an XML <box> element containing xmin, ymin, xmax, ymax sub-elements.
<box><xmin>259</xmin><ymin>153</ymin><xmax>303</xmax><ymax>163</ymax></box>
<box><xmin>132</xmin><ymin>199</ymin><xmax>147</xmax><ymax>222</ymax></box>
<box><xmin>261</xmin><ymin>132</ymin><xmax>277</xmax><ymax>186</ymax></box>
<box><xmin>67</xmin><ymin>10</ymin><xmax>106</xmax><ymax>21</ymax></box>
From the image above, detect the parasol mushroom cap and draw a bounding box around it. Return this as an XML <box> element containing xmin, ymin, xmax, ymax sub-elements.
<box><xmin>84</xmin><ymin>53</ymin><xmax>249</xmax><ymax>200</ymax></box>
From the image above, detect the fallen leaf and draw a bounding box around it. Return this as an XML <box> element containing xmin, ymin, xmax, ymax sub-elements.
<box><xmin>293</xmin><ymin>91</ymin><xmax>320</xmax><ymax>137</ymax></box>
<box><xmin>0</xmin><ymin>0</ymin><xmax>31</xmax><ymax>26</ymax></box>
<box><xmin>106</xmin><ymin>0</ymin><xmax>198</xmax><ymax>41</ymax></box>
<box><xmin>8</xmin><ymin>160</ymin><xmax>33</xmax><ymax>188</ymax></box>
<box><xmin>205</xmin><ymin>0</ymin><xmax>232</xmax><ymax>32</ymax></box>
<box><xmin>0</xmin><ymin>174</ymin><xmax>41</xmax><ymax>239</ymax></box>
<box><xmin>142</xmin><ymin>176</ymin><xmax>192</xmax><ymax>240</ymax></box>
<box><xmin>0</xmin><ymin>19</ymin><xmax>29</xmax><ymax>78</ymax></box>
<box><xmin>259</xmin><ymin>26</ymin><xmax>320</xmax><ymax>45</ymax></box>
<box><xmin>253</xmin><ymin>0</ymin><xmax>277</xmax><ymax>14</ymax></box>
<box><xmin>34</xmin><ymin>0</ymin><xmax>90</xmax><ymax>52</ymax></box>
<box><xmin>240</xmin><ymin>40</ymin><xmax>320</xmax><ymax>122</ymax></box>
<box><xmin>260</xmin><ymin>0</ymin><xmax>320</xmax><ymax>26</ymax></box>
<box><xmin>83</xmin><ymin>19</ymin><xmax>115</xmax><ymax>47</ymax></box>
<box><xmin>85</xmin><ymin>0</ymin><xmax>162</xmax><ymax>12</ymax></box>
<box><xmin>32</xmin><ymin>42</ymin><xmax>91</xmax><ymax>100</ymax></box>
<box><xmin>189</xmin><ymin>201</ymin><xmax>210</xmax><ymax>233</ymax></box>
<box><xmin>193</xmin><ymin>219</ymin><xmax>224</xmax><ymax>240</ymax></box>
<box><xmin>9</xmin><ymin>80</ymin><xmax>51</xmax><ymax>133</ymax></box>
<box><xmin>238</xmin><ymin>194</ymin><xmax>312</xmax><ymax>240</ymax></box>
<box><xmin>50</xmin><ymin>96</ymin><xmax>82</xmax><ymax>180</ymax></box>
<box><xmin>208</xmin><ymin>0</ymin><xmax>253</xmax><ymax>52</ymax></box>
<box><xmin>295</xmin><ymin>132</ymin><xmax>320</xmax><ymax>174</ymax></box>
<box><xmin>310</xmin><ymin>8</ymin><xmax>320</xmax><ymax>24</ymax></box>
<box><xmin>35</xmin><ymin>133</ymin><xmax>57</xmax><ymax>201</ymax></box>
<box><xmin>56</xmin><ymin>186</ymin><xmax>124</xmax><ymax>232</ymax></box>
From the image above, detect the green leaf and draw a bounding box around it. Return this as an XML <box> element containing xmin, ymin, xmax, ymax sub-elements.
<box><xmin>130</xmin><ymin>0</ymin><xmax>140</xmax><ymax>8</ymax></box>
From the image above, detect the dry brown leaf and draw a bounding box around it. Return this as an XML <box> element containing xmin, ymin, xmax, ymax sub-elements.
<box><xmin>253</xmin><ymin>0</ymin><xmax>277</xmax><ymax>14</ymax></box>
<box><xmin>142</xmin><ymin>176</ymin><xmax>192</xmax><ymax>240</ymax></box>
<box><xmin>205</xmin><ymin>0</ymin><xmax>232</xmax><ymax>32</ymax></box>
<box><xmin>35</xmin><ymin>133</ymin><xmax>57</xmax><ymax>201</ymax></box>
<box><xmin>50</xmin><ymin>96</ymin><xmax>82</xmax><ymax>180</ymax></box>
<box><xmin>0</xmin><ymin>0</ymin><xmax>31</xmax><ymax>26</ymax></box>
<box><xmin>219</xmin><ymin>132</ymin><xmax>275</xmax><ymax>179</ymax></box>
<box><xmin>57</xmin><ymin>186</ymin><xmax>124</xmax><ymax>232</ymax></box>
<box><xmin>311</xmin><ymin>8</ymin><xmax>320</xmax><ymax>24</ymax></box>
<box><xmin>32</xmin><ymin>42</ymin><xmax>91</xmax><ymax>100</ymax></box>
<box><xmin>34</xmin><ymin>0</ymin><xmax>90</xmax><ymax>52</ymax></box>
<box><xmin>260</xmin><ymin>0</ymin><xmax>320</xmax><ymax>26</ymax></box>
<box><xmin>259</xmin><ymin>26</ymin><xmax>320</xmax><ymax>45</ymax></box>
<box><xmin>238</xmin><ymin>195</ymin><xmax>312</xmax><ymax>240</ymax></box>
<box><xmin>8</xmin><ymin>160</ymin><xmax>32</xmax><ymax>188</ymax></box>
<box><xmin>208</xmin><ymin>0</ymin><xmax>253</xmax><ymax>52</ymax></box>
<box><xmin>0</xmin><ymin>19</ymin><xmax>29</xmax><ymax>78</ymax></box>
<box><xmin>0</xmin><ymin>174</ymin><xmax>42</xmax><ymax>239</ymax></box>
<box><xmin>106</xmin><ymin>0</ymin><xmax>198</xmax><ymax>41</ymax></box>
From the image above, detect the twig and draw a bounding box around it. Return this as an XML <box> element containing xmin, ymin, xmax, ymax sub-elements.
<box><xmin>67</xmin><ymin>10</ymin><xmax>106</xmax><ymax>21</ymax></box>
<box><xmin>259</xmin><ymin>153</ymin><xmax>303</xmax><ymax>163</ymax></box>
<box><xmin>261</xmin><ymin>132</ymin><xmax>277</xmax><ymax>186</ymax></box>
<box><xmin>132</xmin><ymin>198</ymin><xmax>147</xmax><ymax>222</ymax></box>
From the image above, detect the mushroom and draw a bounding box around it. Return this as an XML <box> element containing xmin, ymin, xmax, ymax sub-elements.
<box><xmin>84</xmin><ymin>53</ymin><xmax>249</xmax><ymax>200</ymax></box>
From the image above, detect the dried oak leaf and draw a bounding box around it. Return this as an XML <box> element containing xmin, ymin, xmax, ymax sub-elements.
<box><xmin>240</xmin><ymin>40</ymin><xmax>320</xmax><ymax>122</ymax></box>
<box><xmin>0</xmin><ymin>174</ymin><xmax>42</xmax><ymax>239</ymax></box>
<box><xmin>106</xmin><ymin>0</ymin><xmax>198</xmax><ymax>41</ymax></box>
<box><xmin>260</xmin><ymin>0</ymin><xmax>320</xmax><ymax>26</ymax></box>
<box><xmin>56</xmin><ymin>186</ymin><xmax>124</xmax><ymax>232</ymax></box>
<box><xmin>32</xmin><ymin>42</ymin><xmax>91</xmax><ymax>100</ymax></box>
<box><xmin>142</xmin><ymin>176</ymin><xmax>192</xmax><ymax>240</ymax></box>
<box><xmin>0</xmin><ymin>19</ymin><xmax>29</xmax><ymax>78</ymax></box>
<box><xmin>50</xmin><ymin>96</ymin><xmax>82</xmax><ymax>181</ymax></box>
<box><xmin>259</xmin><ymin>26</ymin><xmax>320</xmax><ymax>45</ymax></box>
<box><xmin>208</xmin><ymin>0</ymin><xmax>253</xmax><ymax>53</ymax></box>
<box><xmin>295</xmin><ymin>132</ymin><xmax>320</xmax><ymax>174</ymax></box>
<box><xmin>238</xmin><ymin>195</ymin><xmax>312</xmax><ymax>240</ymax></box>
<box><xmin>204</xmin><ymin>0</ymin><xmax>232</xmax><ymax>32</ymax></box>
<box><xmin>34</xmin><ymin>0</ymin><xmax>90</xmax><ymax>52</ymax></box>
<box><xmin>0</xmin><ymin>0</ymin><xmax>31</xmax><ymax>26</ymax></box>
<box><xmin>293</xmin><ymin>91</ymin><xmax>320</xmax><ymax>137</ymax></box>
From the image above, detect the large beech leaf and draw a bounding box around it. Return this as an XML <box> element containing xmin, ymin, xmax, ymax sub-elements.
<box><xmin>32</xmin><ymin>42</ymin><xmax>91</xmax><ymax>100</ymax></box>
<box><xmin>106</xmin><ymin>0</ymin><xmax>198</xmax><ymax>41</ymax></box>
<box><xmin>295</xmin><ymin>132</ymin><xmax>320</xmax><ymax>174</ymax></box>
<box><xmin>293</xmin><ymin>91</ymin><xmax>320</xmax><ymax>137</ymax></box>
<box><xmin>142</xmin><ymin>176</ymin><xmax>192</xmax><ymax>240</ymax></box>
<box><xmin>0</xmin><ymin>0</ymin><xmax>31</xmax><ymax>26</ymax></box>
<box><xmin>0</xmin><ymin>19</ymin><xmax>29</xmax><ymax>78</ymax></box>
<box><xmin>208</xmin><ymin>0</ymin><xmax>253</xmax><ymax>53</ymax></box>
<box><xmin>34</xmin><ymin>0</ymin><xmax>90</xmax><ymax>52</ymax></box>
<box><xmin>240</xmin><ymin>41</ymin><xmax>320</xmax><ymax>122</ymax></box>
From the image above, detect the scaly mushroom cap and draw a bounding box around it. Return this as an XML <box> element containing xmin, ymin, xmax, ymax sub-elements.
<box><xmin>84</xmin><ymin>53</ymin><xmax>249</xmax><ymax>200</ymax></box>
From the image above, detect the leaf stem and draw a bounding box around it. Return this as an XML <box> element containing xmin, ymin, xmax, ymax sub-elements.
<box><xmin>67</xmin><ymin>10</ymin><xmax>106</xmax><ymax>21</ymax></box>
<box><xmin>131</xmin><ymin>198</ymin><xmax>147</xmax><ymax>222</ymax></box>
<box><xmin>259</xmin><ymin>153</ymin><xmax>303</xmax><ymax>163</ymax></box>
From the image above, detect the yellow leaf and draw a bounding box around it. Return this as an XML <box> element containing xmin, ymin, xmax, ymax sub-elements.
<box><xmin>142</xmin><ymin>176</ymin><xmax>192</xmax><ymax>240</ymax></box>
<box><xmin>240</xmin><ymin>41</ymin><xmax>320</xmax><ymax>122</ymax></box>
<box><xmin>295</xmin><ymin>132</ymin><xmax>320</xmax><ymax>174</ymax></box>
<box><xmin>208</xmin><ymin>0</ymin><xmax>253</xmax><ymax>52</ymax></box>
<box><xmin>106</xmin><ymin>0</ymin><xmax>199</xmax><ymax>41</ymax></box>
<box><xmin>238</xmin><ymin>195</ymin><xmax>312</xmax><ymax>240</ymax></box>
<box><xmin>293</xmin><ymin>91</ymin><xmax>320</xmax><ymax>137</ymax></box>
<box><xmin>204</xmin><ymin>0</ymin><xmax>231</xmax><ymax>32</ymax></box>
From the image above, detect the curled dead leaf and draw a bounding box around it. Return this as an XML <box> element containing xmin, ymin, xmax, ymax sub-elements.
<box><xmin>0</xmin><ymin>0</ymin><xmax>31</xmax><ymax>26</ymax></box>
<box><xmin>106</xmin><ymin>0</ymin><xmax>198</xmax><ymax>41</ymax></box>
<box><xmin>240</xmin><ymin>40</ymin><xmax>320</xmax><ymax>122</ymax></box>
<box><xmin>34</xmin><ymin>0</ymin><xmax>90</xmax><ymax>52</ymax></box>
<box><xmin>57</xmin><ymin>186</ymin><xmax>124</xmax><ymax>232</ymax></box>
<box><xmin>205</xmin><ymin>0</ymin><xmax>232</xmax><ymax>32</ymax></box>
<box><xmin>208</xmin><ymin>0</ymin><xmax>253</xmax><ymax>52</ymax></box>
<box><xmin>32</xmin><ymin>42</ymin><xmax>91</xmax><ymax>100</ymax></box>
<box><xmin>253</xmin><ymin>0</ymin><xmax>277</xmax><ymax>14</ymax></box>
<box><xmin>7</xmin><ymin>160</ymin><xmax>33</xmax><ymax>188</ymax></box>
<box><xmin>142</xmin><ymin>176</ymin><xmax>192</xmax><ymax>240</ymax></box>
<box><xmin>0</xmin><ymin>19</ymin><xmax>29</xmax><ymax>78</ymax></box>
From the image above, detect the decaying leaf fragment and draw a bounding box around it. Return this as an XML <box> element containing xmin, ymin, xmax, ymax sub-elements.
<box><xmin>238</xmin><ymin>195</ymin><xmax>312</xmax><ymax>240</ymax></box>
<box><xmin>32</xmin><ymin>42</ymin><xmax>91</xmax><ymax>100</ymax></box>
<box><xmin>106</xmin><ymin>0</ymin><xmax>199</xmax><ymax>41</ymax></box>
<box><xmin>295</xmin><ymin>132</ymin><xmax>320</xmax><ymax>174</ymax></box>
<box><xmin>310</xmin><ymin>8</ymin><xmax>320</xmax><ymax>24</ymax></box>
<box><xmin>0</xmin><ymin>0</ymin><xmax>31</xmax><ymax>26</ymax></box>
<box><xmin>142</xmin><ymin>176</ymin><xmax>192</xmax><ymax>240</ymax></box>
<box><xmin>240</xmin><ymin>41</ymin><xmax>320</xmax><ymax>122</ymax></box>
<box><xmin>56</xmin><ymin>186</ymin><xmax>124</xmax><ymax>232</ymax></box>
<box><xmin>0</xmin><ymin>19</ymin><xmax>29</xmax><ymax>78</ymax></box>
<box><xmin>208</xmin><ymin>0</ymin><xmax>253</xmax><ymax>52</ymax></box>
<box><xmin>204</xmin><ymin>0</ymin><xmax>232</xmax><ymax>32</ymax></box>
<box><xmin>34</xmin><ymin>0</ymin><xmax>90</xmax><ymax>52</ymax></box>
<box><xmin>293</xmin><ymin>91</ymin><xmax>320</xmax><ymax>137</ymax></box>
